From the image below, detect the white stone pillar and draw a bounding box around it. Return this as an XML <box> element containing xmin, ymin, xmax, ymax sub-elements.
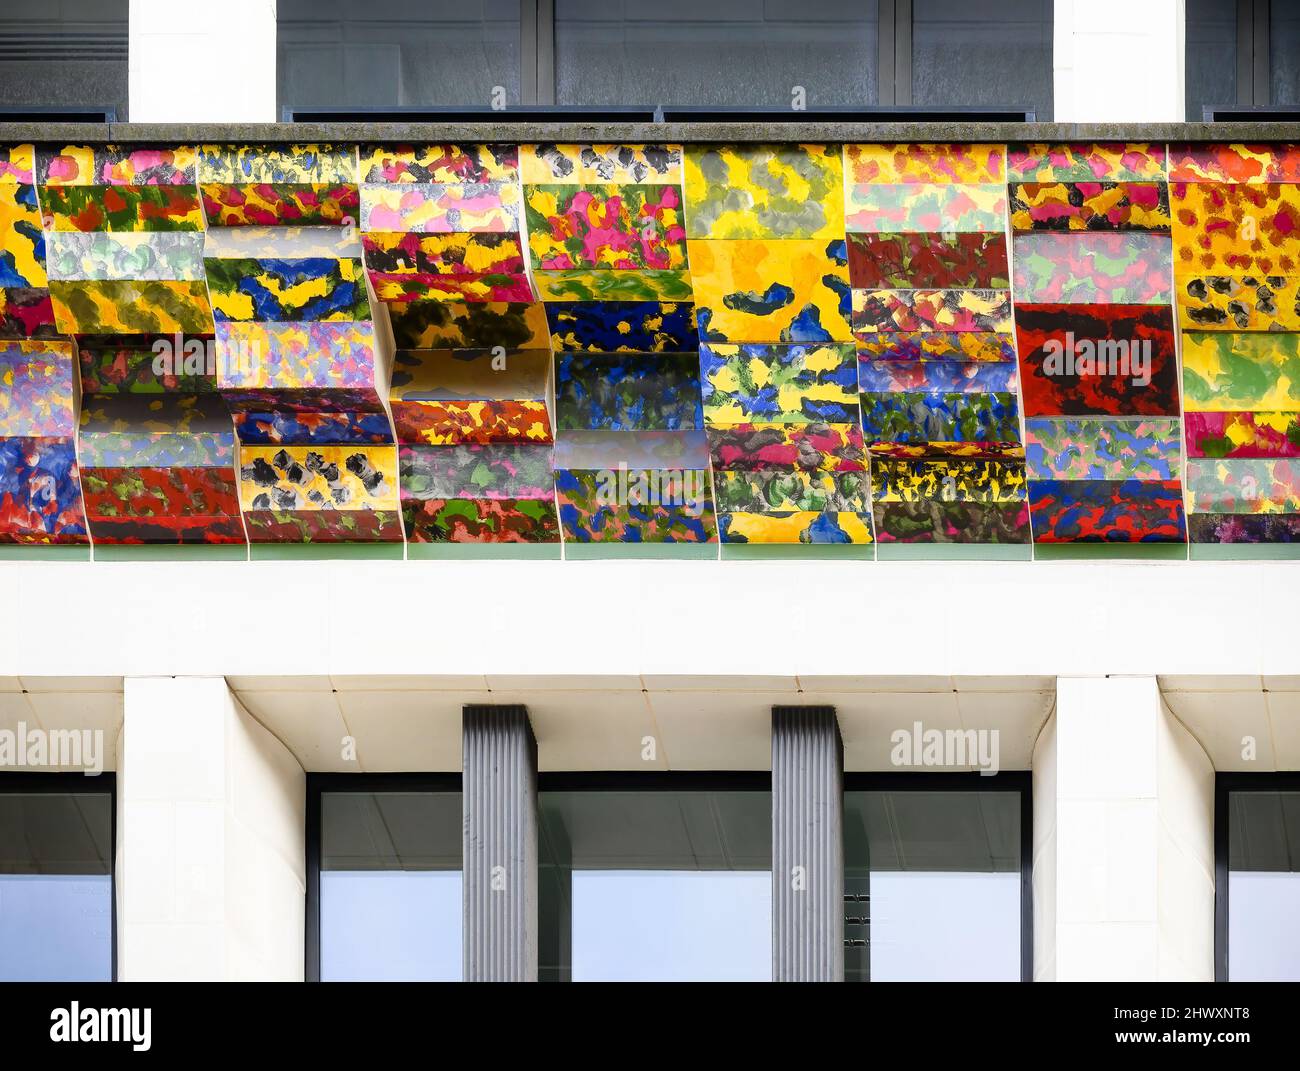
<box><xmin>1053</xmin><ymin>0</ymin><xmax>1185</xmax><ymax>122</ymax></box>
<box><xmin>116</xmin><ymin>676</ymin><xmax>305</xmax><ymax>980</ymax></box>
<box><xmin>1033</xmin><ymin>676</ymin><xmax>1214</xmax><ymax>981</ymax></box>
<box><xmin>129</xmin><ymin>0</ymin><xmax>278</xmax><ymax>122</ymax></box>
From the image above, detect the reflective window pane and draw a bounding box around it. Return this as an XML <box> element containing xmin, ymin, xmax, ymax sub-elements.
<box><xmin>277</xmin><ymin>0</ymin><xmax>521</xmax><ymax>112</ymax></box>
<box><xmin>1227</xmin><ymin>790</ymin><xmax>1300</xmax><ymax>981</ymax></box>
<box><xmin>554</xmin><ymin>0</ymin><xmax>878</xmax><ymax>108</ymax></box>
<box><xmin>0</xmin><ymin>788</ymin><xmax>113</xmax><ymax>981</ymax></box>
<box><xmin>912</xmin><ymin>0</ymin><xmax>1052</xmax><ymax>119</ymax></box>
<box><xmin>1186</xmin><ymin>0</ymin><xmax>1237</xmax><ymax>120</ymax></box>
<box><xmin>539</xmin><ymin>787</ymin><xmax>772</xmax><ymax>981</ymax></box>
<box><xmin>0</xmin><ymin>0</ymin><xmax>127</xmax><ymax>119</ymax></box>
<box><xmin>319</xmin><ymin>790</ymin><xmax>461</xmax><ymax>981</ymax></box>
<box><xmin>1273</xmin><ymin>3</ymin><xmax>1300</xmax><ymax>105</ymax></box>
<box><xmin>844</xmin><ymin>788</ymin><xmax>1022</xmax><ymax>981</ymax></box>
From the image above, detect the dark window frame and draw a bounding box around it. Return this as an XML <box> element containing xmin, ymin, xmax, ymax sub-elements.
<box><xmin>305</xmin><ymin>771</ymin><xmax>462</xmax><ymax>983</ymax></box>
<box><xmin>843</xmin><ymin>770</ymin><xmax>1033</xmax><ymax>983</ymax></box>
<box><xmin>0</xmin><ymin>771</ymin><xmax>117</xmax><ymax>982</ymax></box>
<box><xmin>1213</xmin><ymin>771</ymin><xmax>1300</xmax><ymax>982</ymax></box>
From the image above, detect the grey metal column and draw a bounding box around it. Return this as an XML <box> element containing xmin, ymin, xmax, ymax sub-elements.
<box><xmin>772</xmin><ymin>705</ymin><xmax>844</xmax><ymax>982</ymax></box>
<box><xmin>463</xmin><ymin>704</ymin><xmax>538</xmax><ymax>981</ymax></box>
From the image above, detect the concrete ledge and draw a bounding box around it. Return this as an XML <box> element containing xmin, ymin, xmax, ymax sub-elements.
<box><xmin>4</xmin><ymin>121</ymin><xmax>1298</xmax><ymax>145</ymax></box>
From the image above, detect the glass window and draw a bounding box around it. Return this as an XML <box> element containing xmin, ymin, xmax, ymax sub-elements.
<box><xmin>844</xmin><ymin>784</ymin><xmax>1023</xmax><ymax>981</ymax></box>
<box><xmin>1225</xmin><ymin>787</ymin><xmax>1300</xmax><ymax>981</ymax></box>
<box><xmin>317</xmin><ymin>786</ymin><xmax>462</xmax><ymax>981</ymax></box>
<box><xmin>554</xmin><ymin>0</ymin><xmax>879</xmax><ymax>108</ymax></box>
<box><xmin>1186</xmin><ymin>0</ymin><xmax>1238</xmax><ymax>120</ymax></box>
<box><xmin>1273</xmin><ymin>2</ymin><xmax>1300</xmax><ymax>105</ymax></box>
<box><xmin>911</xmin><ymin>0</ymin><xmax>1052</xmax><ymax>119</ymax></box>
<box><xmin>539</xmin><ymin>782</ymin><xmax>772</xmax><ymax>981</ymax></box>
<box><xmin>0</xmin><ymin>0</ymin><xmax>127</xmax><ymax>119</ymax></box>
<box><xmin>277</xmin><ymin>0</ymin><xmax>521</xmax><ymax>113</ymax></box>
<box><xmin>0</xmin><ymin>779</ymin><xmax>113</xmax><ymax>981</ymax></box>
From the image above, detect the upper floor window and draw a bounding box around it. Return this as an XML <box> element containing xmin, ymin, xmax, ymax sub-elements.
<box><xmin>0</xmin><ymin>0</ymin><xmax>127</xmax><ymax>120</ymax></box>
<box><xmin>277</xmin><ymin>0</ymin><xmax>522</xmax><ymax>114</ymax></box>
<box><xmin>0</xmin><ymin>774</ymin><xmax>114</xmax><ymax>981</ymax></box>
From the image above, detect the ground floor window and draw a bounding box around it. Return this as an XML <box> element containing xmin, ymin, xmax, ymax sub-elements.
<box><xmin>1217</xmin><ymin>773</ymin><xmax>1300</xmax><ymax>981</ymax></box>
<box><xmin>0</xmin><ymin>773</ymin><xmax>114</xmax><ymax>981</ymax></box>
<box><xmin>308</xmin><ymin>774</ymin><xmax>462</xmax><ymax>981</ymax></box>
<box><xmin>538</xmin><ymin>773</ymin><xmax>772</xmax><ymax>981</ymax></box>
<box><xmin>844</xmin><ymin>773</ymin><xmax>1030</xmax><ymax>981</ymax></box>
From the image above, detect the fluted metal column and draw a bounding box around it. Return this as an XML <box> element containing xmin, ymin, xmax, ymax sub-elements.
<box><xmin>463</xmin><ymin>704</ymin><xmax>538</xmax><ymax>981</ymax></box>
<box><xmin>772</xmin><ymin>705</ymin><xmax>844</xmax><ymax>981</ymax></box>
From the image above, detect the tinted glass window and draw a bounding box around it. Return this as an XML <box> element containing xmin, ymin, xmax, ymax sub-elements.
<box><xmin>844</xmin><ymin>788</ymin><xmax>1022</xmax><ymax>981</ymax></box>
<box><xmin>911</xmin><ymin>0</ymin><xmax>1052</xmax><ymax>119</ymax></box>
<box><xmin>1226</xmin><ymin>790</ymin><xmax>1300</xmax><ymax>981</ymax></box>
<box><xmin>1273</xmin><ymin>3</ymin><xmax>1300</xmax><ymax>105</ymax></box>
<box><xmin>539</xmin><ymin>787</ymin><xmax>772</xmax><ymax>980</ymax></box>
<box><xmin>554</xmin><ymin>0</ymin><xmax>879</xmax><ymax>108</ymax></box>
<box><xmin>0</xmin><ymin>0</ymin><xmax>127</xmax><ymax>119</ymax></box>
<box><xmin>278</xmin><ymin>0</ymin><xmax>521</xmax><ymax>112</ymax></box>
<box><xmin>319</xmin><ymin>790</ymin><xmax>462</xmax><ymax>981</ymax></box>
<box><xmin>1186</xmin><ymin>0</ymin><xmax>1237</xmax><ymax>120</ymax></box>
<box><xmin>0</xmin><ymin>787</ymin><xmax>113</xmax><ymax>981</ymax></box>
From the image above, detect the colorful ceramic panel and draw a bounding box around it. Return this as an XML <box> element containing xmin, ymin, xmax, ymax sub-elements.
<box><xmin>399</xmin><ymin>443</ymin><xmax>553</xmax><ymax>500</ymax></box>
<box><xmin>1014</xmin><ymin>304</ymin><xmax>1180</xmax><ymax>416</ymax></box>
<box><xmin>403</xmin><ymin>498</ymin><xmax>559</xmax><ymax>543</ymax></box>
<box><xmin>238</xmin><ymin>444</ymin><xmax>399</xmax><ymax>512</ymax></box>
<box><xmin>50</xmin><ymin>279</ymin><xmax>214</xmax><ymax>335</ymax></box>
<box><xmin>555</xmin><ymin>352</ymin><xmax>702</xmax><ymax>431</ymax></box>
<box><xmin>1009</xmin><ymin>182</ymin><xmax>1171</xmax><ymax>232</ymax></box>
<box><xmin>554</xmin><ymin>467</ymin><xmax>715</xmax><ymax>543</ymax></box>
<box><xmin>871</xmin><ymin>500</ymin><xmax>1030</xmax><ymax>543</ymax></box>
<box><xmin>1011</xmin><ymin>233</ymin><xmax>1174</xmax><ymax>304</ymax></box>
<box><xmin>1177</xmin><ymin>275</ymin><xmax>1300</xmax><ymax>331</ymax></box>
<box><xmin>0</xmin><ymin>436</ymin><xmax>87</xmax><ymax>543</ymax></box>
<box><xmin>1188</xmin><ymin>513</ymin><xmax>1300</xmax><ymax>542</ymax></box>
<box><xmin>530</xmin><ymin>268</ymin><xmax>692</xmax><ymax>302</ymax></box>
<box><xmin>852</xmin><ymin>289</ymin><xmax>1012</xmax><ymax>334</ymax></box>
<box><xmin>546</xmin><ymin>301</ymin><xmax>696</xmax><ymax>352</ymax></box>
<box><xmin>844</xmin><ymin>183</ymin><xmax>1006</xmax><ymax>233</ymax></box>
<box><xmin>1170</xmin><ymin>183</ymin><xmax>1300</xmax><ymax>275</ymax></box>
<box><xmin>847</xmin><ymin>232</ymin><xmax>1008</xmax><ymax>289</ymax></box>
<box><xmin>717</xmin><ymin>510</ymin><xmax>872</xmax><ymax>544</ymax></box>
<box><xmin>859</xmin><ymin>392</ymin><xmax>1021</xmax><ymax>447</ymax></box>
<box><xmin>872</xmin><ymin>458</ymin><xmax>1027</xmax><ymax>503</ymax></box>
<box><xmin>1185</xmin><ymin>411</ymin><xmax>1300</xmax><ymax>458</ymax></box>
<box><xmin>359</xmin><ymin>183</ymin><xmax>519</xmax><ymax>233</ymax></box>
<box><xmin>205</xmin><ymin>256</ymin><xmax>371</xmax><ymax>323</ymax></box>
<box><xmin>1185</xmin><ymin>458</ymin><xmax>1300</xmax><ymax>513</ymax></box>
<box><xmin>857</xmin><ymin>360</ymin><xmax>1017</xmax><ymax>394</ymax></box>
<box><xmin>707</xmin><ymin>423</ymin><xmax>865</xmax><ymax>472</ymax></box>
<box><xmin>388</xmin><ymin>301</ymin><xmax>549</xmax><ymax>350</ymax></box>
<box><xmin>0</xmin><ymin>339</ymin><xmax>76</xmax><ymax>436</ymax></box>
<box><xmin>843</xmin><ymin>143</ymin><xmax>1005</xmax><ymax>185</ymax></box>
<box><xmin>215</xmin><ymin>321</ymin><xmax>377</xmax><ymax>391</ymax></box>
<box><xmin>1027</xmin><ymin>479</ymin><xmax>1187</xmax><ymax>542</ymax></box>
<box><xmin>1167</xmin><ymin>144</ymin><xmax>1300</xmax><ymax>184</ymax></box>
<box><xmin>197</xmin><ymin>143</ymin><xmax>359</xmax><ymax>227</ymax></box>
<box><xmin>683</xmin><ymin>144</ymin><xmax>843</xmax><ymax>240</ymax></box>
<box><xmin>1182</xmin><ymin>332</ymin><xmax>1300</xmax><ymax>411</ymax></box>
<box><xmin>715</xmin><ymin>469</ymin><xmax>867</xmax><ymax>513</ymax></box>
<box><xmin>1025</xmin><ymin>419</ymin><xmax>1183</xmax><ymax>480</ymax></box>
<box><xmin>1008</xmin><ymin>143</ymin><xmax>1167</xmax><ymax>182</ymax></box>
<box><xmin>688</xmin><ymin>239</ymin><xmax>852</xmax><ymax>344</ymax></box>
<box><xmin>524</xmin><ymin>184</ymin><xmax>686</xmax><ymax>270</ymax></box>
<box><xmin>80</xmin><ymin>466</ymin><xmax>244</xmax><ymax>544</ymax></box>
<box><xmin>700</xmin><ymin>342</ymin><xmax>857</xmax><ymax>423</ymax></box>
<box><xmin>362</xmin><ymin>231</ymin><xmax>532</xmax><ymax>303</ymax></box>
<box><xmin>854</xmin><ymin>330</ymin><xmax>1016</xmax><ymax>363</ymax></box>
<box><xmin>520</xmin><ymin>144</ymin><xmax>681</xmax><ymax>185</ymax></box>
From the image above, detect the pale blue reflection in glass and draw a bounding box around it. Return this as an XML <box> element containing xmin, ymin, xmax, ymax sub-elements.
<box><xmin>571</xmin><ymin>870</ymin><xmax>771</xmax><ymax>982</ymax></box>
<box><xmin>0</xmin><ymin>874</ymin><xmax>112</xmax><ymax>981</ymax></box>
<box><xmin>320</xmin><ymin>870</ymin><xmax>461</xmax><ymax>981</ymax></box>
<box><xmin>1229</xmin><ymin>872</ymin><xmax>1300</xmax><ymax>981</ymax></box>
<box><xmin>868</xmin><ymin>871</ymin><xmax>1019</xmax><ymax>981</ymax></box>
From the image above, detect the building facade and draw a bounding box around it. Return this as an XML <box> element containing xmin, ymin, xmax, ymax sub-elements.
<box><xmin>1</xmin><ymin>1</ymin><xmax>1299</xmax><ymax>984</ymax></box>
